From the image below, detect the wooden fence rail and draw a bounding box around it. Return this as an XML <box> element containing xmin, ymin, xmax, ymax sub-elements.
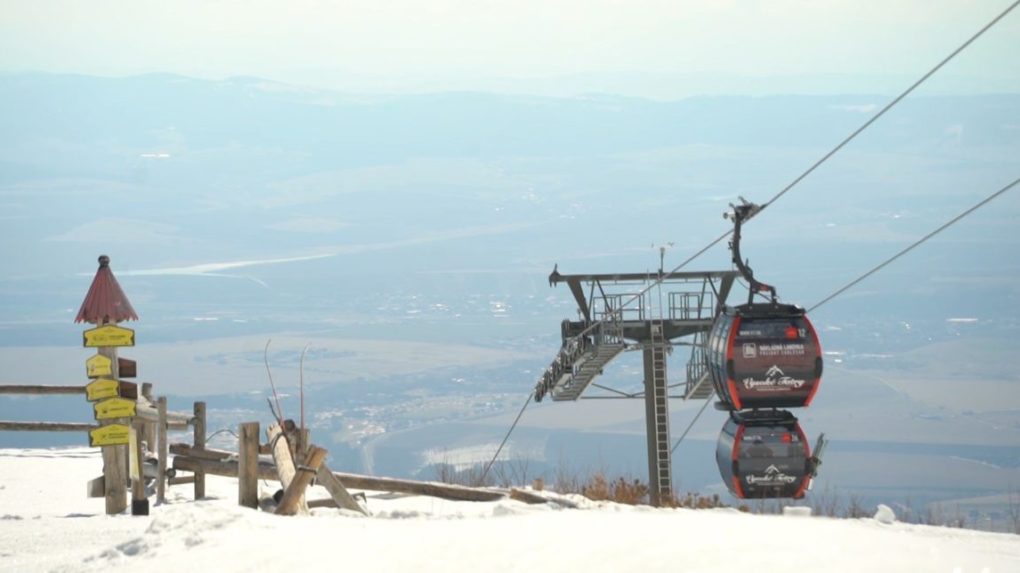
<box><xmin>168</xmin><ymin>449</ymin><xmax>572</xmax><ymax>508</ymax></box>
<box><xmin>0</xmin><ymin>386</ymin><xmax>194</xmax><ymax>432</ymax></box>
<box><xmin>1</xmin><ymin>384</ymin><xmax>205</xmax><ymax>511</ymax></box>
<box><xmin>170</xmin><ymin>443</ymin><xmax>509</xmax><ymax>503</ymax></box>
<box><xmin>4</xmin><ymin>387</ymin><xmax>565</xmax><ymax>513</ymax></box>
<box><xmin>0</xmin><ymin>384</ymin><xmax>94</xmax><ymax>433</ymax></box>
<box><xmin>0</xmin><ymin>421</ymin><xmax>95</xmax><ymax>432</ymax></box>
<box><xmin>0</xmin><ymin>385</ymin><xmax>85</xmax><ymax>395</ymax></box>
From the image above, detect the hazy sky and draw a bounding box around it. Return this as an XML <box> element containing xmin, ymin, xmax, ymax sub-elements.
<box><xmin>2</xmin><ymin>0</ymin><xmax>1018</xmax><ymax>96</ymax></box>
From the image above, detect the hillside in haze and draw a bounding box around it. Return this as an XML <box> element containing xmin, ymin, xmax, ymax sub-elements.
<box><xmin>0</xmin><ymin>73</ymin><xmax>1018</xmax><ymax>526</ymax></box>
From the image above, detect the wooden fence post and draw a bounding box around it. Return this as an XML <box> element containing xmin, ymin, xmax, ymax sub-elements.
<box><xmin>157</xmin><ymin>396</ymin><xmax>168</xmax><ymax>504</ymax></box>
<box><xmin>193</xmin><ymin>401</ymin><xmax>206</xmax><ymax>499</ymax></box>
<box><xmin>100</xmin><ymin>342</ymin><xmax>128</xmax><ymax>515</ymax></box>
<box><xmin>140</xmin><ymin>383</ymin><xmax>155</xmax><ymax>452</ymax></box>
<box><xmin>130</xmin><ymin>421</ymin><xmax>149</xmax><ymax>515</ymax></box>
<box><xmin>238</xmin><ymin>422</ymin><xmax>260</xmax><ymax>509</ymax></box>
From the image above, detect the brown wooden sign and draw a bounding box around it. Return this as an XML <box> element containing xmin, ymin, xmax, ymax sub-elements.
<box><xmin>117</xmin><ymin>381</ymin><xmax>138</xmax><ymax>400</ymax></box>
<box><xmin>117</xmin><ymin>357</ymin><xmax>137</xmax><ymax>378</ymax></box>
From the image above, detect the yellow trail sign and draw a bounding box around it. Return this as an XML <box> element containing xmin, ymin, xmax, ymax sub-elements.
<box><xmin>94</xmin><ymin>397</ymin><xmax>136</xmax><ymax>420</ymax></box>
<box><xmin>89</xmin><ymin>424</ymin><xmax>130</xmax><ymax>447</ymax></box>
<box><xmin>85</xmin><ymin>354</ymin><xmax>113</xmax><ymax>378</ymax></box>
<box><xmin>83</xmin><ymin>324</ymin><xmax>135</xmax><ymax>348</ymax></box>
<box><xmin>85</xmin><ymin>378</ymin><xmax>120</xmax><ymax>401</ymax></box>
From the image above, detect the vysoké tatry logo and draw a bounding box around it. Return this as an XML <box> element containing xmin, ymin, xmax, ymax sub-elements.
<box><xmin>743</xmin><ymin>365</ymin><xmax>805</xmax><ymax>391</ymax></box>
<box><xmin>746</xmin><ymin>464</ymin><xmax>798</xmax><ymax>486</ymax></box>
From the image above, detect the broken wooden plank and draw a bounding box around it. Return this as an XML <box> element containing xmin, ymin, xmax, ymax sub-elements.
<box><xmin>168</xmin><ymin>475</ymin><xmax>196</xmax><ymax>486</ymax></box>
<box><xmin>316</xmin><ymin>462</ymin><xmax>368</xmax><ymax>515</ymax></box>
<box><xmin>87</xmin><ymin>475</ymin><xmax>105</xmax><ymax>498</ymax></box>
<box><xmin>266</xmin><ymin>423</ymin><xmax>307</xmax><ymax>513</ymax></box>
<box><xmin>275</xmin><ymin>446</ymin><xmax>327</xmax><ymax>516</ymax></box>
<box><xmin>510</xmin><ymin>488</ymin><xmax>579</xmax><ymax>508</ymax></box>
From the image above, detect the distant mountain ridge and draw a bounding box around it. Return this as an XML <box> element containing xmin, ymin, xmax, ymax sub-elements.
<box><xmin>3</xmin><ymin>72</ymin><xmax>1018</xmax><ymax>176</ymax></box>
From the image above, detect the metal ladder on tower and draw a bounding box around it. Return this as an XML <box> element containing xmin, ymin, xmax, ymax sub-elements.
<box><xmin>647</xmin><ymin>320</ymin><xmax>672</xmax><ymax>502</ymax></box>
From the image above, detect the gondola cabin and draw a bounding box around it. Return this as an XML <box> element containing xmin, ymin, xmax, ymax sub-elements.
<box><xmin>707</xmin><ymin>303</ymin><xmax>822</xmax><ymax>411</ymax></box>
<box><xmin>715</xmin><ymin>411</ymin><xmax>813</xmax><ymax>499</ymax></box>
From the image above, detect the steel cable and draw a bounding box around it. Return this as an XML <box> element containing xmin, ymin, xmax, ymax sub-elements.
<box><xmin>809</xmin><ymin>176</ymin><xmax>1020</xmax><ymax>313</ymax></box>
<box><xmin>479</xmin><ymin>392</ymin><xmax>534</xmax><ymax>485</ymax></box>
<box><xmin>567</xmin><ymin>0</ymin><xmax>1020</xmax><ymax>343</ymax></box>
<box><xmin>494</xmin><ymin>0</ymin><xmax>1020</xmax><ymax>463</ymax></box>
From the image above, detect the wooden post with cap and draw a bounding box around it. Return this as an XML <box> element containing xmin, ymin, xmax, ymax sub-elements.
<box><xmin>76</xmin><ymin>255</ymin><xmax>139</xmax><ymax>515</ymax></box>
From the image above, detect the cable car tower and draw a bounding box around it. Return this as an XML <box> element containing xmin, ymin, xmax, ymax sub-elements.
<box><xmin>534</xmin><ymin>260</ymin><xmax>739</xmax><ymax>506</ymax></box>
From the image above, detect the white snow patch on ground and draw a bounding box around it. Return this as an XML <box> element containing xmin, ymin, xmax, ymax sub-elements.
<box><xmin>875</xmin><ymin>504</ymin><xmax>897</xmax><ymax>525</ymax></box>
<box><xmin>0</xmin><ymin>448</ymin><xmax>1017</xmax><ymax>572</ymax></box>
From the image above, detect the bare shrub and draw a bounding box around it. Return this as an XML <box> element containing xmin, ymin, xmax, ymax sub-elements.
<box><xmin>669</xmin><ymin>492</ymin><xmax>726</xmax><ymax>509</ymax></box>
<box><xmin>1007</xmin><ymin>486</ymin><xmax>1020</xmax><ymax>534</ymax></box>
<box><xmin>574</xmin><ymin>473</ymin><xmax>650</xmax><ymax>505</ymax></box>
<box><xmin>491</xmin><ymin>457</ymin><xmax>532</xmax><ymax>488</ymax></box>
<box><xmin>612</xmin><ymin>478</ymin><xmax>649</xmax><ymax>505</ymax></box>
<box><xmin>581</xmin><ymin>473</ymin><xmax>611</xmax><ymax>501</ymax></box>
<box><xmin>807</xmin><ymin>484</ymin><xmax>840</xmax><ymax>517</ymax></box>
<box><xmin>552</xmin><ymin>457</ymin><xmax>583</xmax><ymax>495</ymax></box>
<box><xmin>429</xmin><ymin>453</ymin><xmax>494</xmax><ymax>488</ymax></box>
<box><xmin>845</xmin><ymin>493</ymin><xmax>870</xmax><ymax>519</ymax></box>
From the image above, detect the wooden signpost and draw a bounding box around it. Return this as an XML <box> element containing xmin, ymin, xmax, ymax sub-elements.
<box><xmin>75</xmin><ymin>255</ymin><xmax>142</xmax><ymax>516</ymax></box>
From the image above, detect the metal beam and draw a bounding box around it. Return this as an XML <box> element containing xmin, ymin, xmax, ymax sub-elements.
<box><xmin>550</xmin><ymin>270</ymin><xmax>739</xmax><ymax>284</ymax></box>
<box><xmin>565</xmin><ymin>278</ymin><xmax>591</xmax><ymax>321</ymax></box>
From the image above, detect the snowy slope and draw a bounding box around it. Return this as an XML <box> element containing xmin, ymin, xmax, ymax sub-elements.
<box><xmin>0</xmin><ymin>448</ymin><xmax>1017</xmax><ymax>573</ymax></box>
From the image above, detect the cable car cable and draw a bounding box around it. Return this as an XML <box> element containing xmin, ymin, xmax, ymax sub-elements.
<box><xmin>559</xmin><ymin>0</ymin><xmax>1019</xmax><ymax>344</ymax></box>
<box><xmin>670</xmin><ymin>396</ymin><xmax>713</xmax><ymax>454</ymax></box>
<box><xmin>808</xmin><ymin>175</ymin><xmax>1020</xmax><ymax>313</ymax></box>
<box><xmin>670</xmin><ymin>176</ymin><xmax>1019</xmax><ymax>453</ymax></box>
<box><xmin>666</xmin><ymin>0</ymin><xmax>1019</xmax><ymax>275</ymax></box>
<box><xmin>608</xmin><ymin>0</ymin><xmax>1019</xmax><ymax>483</ymax></box>
<box><xmin>760</xmin><ymin>0</ymin><xmax>1020</xmax><ymax>214</ymax></box>
<box><xmin>479</xmin><ymin>392</ymin><xmax>534</xmax><ymax>485</ymax></box>
<box><xmin>503</xmin><ymin>1</ymin><xmax>1019</xmax><ymax>471</ymax></box>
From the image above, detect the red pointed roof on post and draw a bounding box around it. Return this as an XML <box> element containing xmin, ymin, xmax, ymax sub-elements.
<box><xmin>75</xmin><ymin>255</ymin><xmax>139</xmax><ymax>324</ymax></box>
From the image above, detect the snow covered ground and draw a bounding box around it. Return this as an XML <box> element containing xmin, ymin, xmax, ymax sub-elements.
<box><xmin>1</xmin><ymin>448</ymin><xmax>1017</xmax><ymax>572</ymax></box>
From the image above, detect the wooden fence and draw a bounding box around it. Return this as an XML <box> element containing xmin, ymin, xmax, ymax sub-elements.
<box><xmin>0</xmin><ymin>383</ymin><xmax>205</xmax><ymax>507</ymax></box>
<box><xmin>3</xmin><ymin>384</ymin><xmax>572</xmax><ymax>516</ymax></box>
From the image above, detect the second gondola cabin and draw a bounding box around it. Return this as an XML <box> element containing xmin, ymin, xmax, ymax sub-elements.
<box><xmin>707</xmin><ymin>302</ymin><xmax>823</xmax><ymax>411</ymax></box>
<box><xmin>715</xmin><ymin>410</ymin><xmax>814</xmax><ymax>499</ymax></box>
